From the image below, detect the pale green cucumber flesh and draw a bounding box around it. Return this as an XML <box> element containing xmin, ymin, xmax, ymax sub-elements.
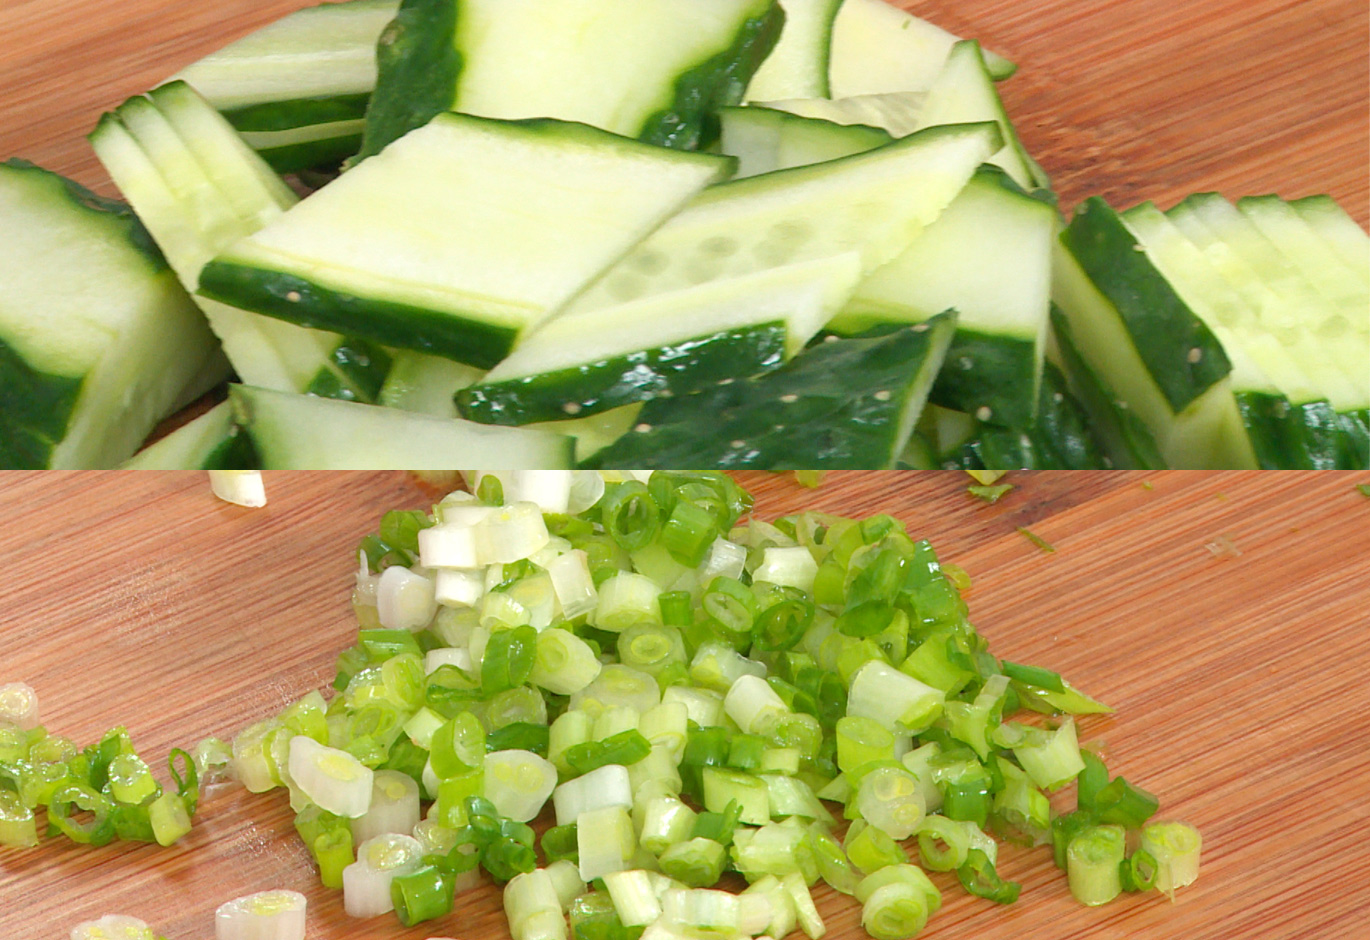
<box><xmin>719</xmin><ymin>106</ymin><xmax>892</xmax><ymax>179</ymax></box>
<box><xmin>122</xmin><ymin>400</ymin><xmax>257</xmax><ymax>469</ymax></box>
<box><xmin>380</xmin><ymin>350</ymin><xmax>486</xmax><ymax>418</ymax></box>
<box><xmin>745</xmin><ymin>0</ymin><xmax>845</xmax><ymax>100</ymax></box>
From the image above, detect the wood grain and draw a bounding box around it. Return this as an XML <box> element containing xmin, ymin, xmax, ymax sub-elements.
<box><xmin>1</xmin><ymin>471</ymin><xmax>1368</xmax><ymax>939</ymax></box>
<box><xmin>0</xmin><ymin>0</ymin><xmax>1364</xmax><ymax>224</ymax></box>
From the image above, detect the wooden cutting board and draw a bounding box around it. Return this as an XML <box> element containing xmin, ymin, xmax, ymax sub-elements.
<box><xmin>0</xmin><ymin>470</ymin><xmax>1367</xmax><ymax>939</ymax></box>
<box><xmin>0</xmin><ymin>0</ymin><xmax>1364</xmax><ymax>225</ymax></box>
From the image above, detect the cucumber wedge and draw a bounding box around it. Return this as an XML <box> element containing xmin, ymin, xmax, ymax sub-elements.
<box><xmin>835</xmin><ymin>165</ymin><xmax>1057</xmax><ymax>428</ymax></box>
<box><xmin>0</xmin><ymin>160</ymin><xmax>224</xmax><ymax>468</ymax></box>
<box><xmin>122</xmin><ymin>401</ymin><xmax>256</xmax><ymax>469</ymax></box>
<box><xmin>229</xmin><ymin>384</ymin><xmax>575</xmax><ymax>469</ymax></box>
<box><xmin>1053</xmin><ymin>198</ymin><xmax>1250</xmax><ymax>469</ymax></box>
<box><xmin>1237</xmin><ymin>196</ymin><xmax>1368</xmax><ymax>324</ymax></box>
<box><xmin>379</xmin><ymin>351</ymin><xmax>485</xmax><ymax>418</ymax></box>
<box><xmin>170</xmin><ymin>0</ymin><xmax>399</xmax><ymax>172</ymax></box>
<box><xmin>828</xmin><ymin>0</ymin><xmax>1015</xmax><ymax>97</ymax></box>
<box><xmin>951</xmin><ymin>362</ymin><xmax>1109</xmax><ymax>470</ymax></box>
<box><xmin>718</xmin><ymin>106</ymin><xmax>892</xmax><ymax>179</ymax></box>
<box><xmin>1288</xmin><ymin>195</ymin><xmax>1370</xmax><ymax>288</ymax></box>
<box><xmin>361</xmin><ymin>0</ymin><xmax>783</xmax><ymax>158</ymax></box>
<box><xmin>752</xmin><ymin>92</ymin><xmax>927</xmax><ymax>138</ymax></box>
<box><xmin>745</xmin><ymin>0</ymin><xmax>845</xmax><ymax>100</ymax></box>
<box><xmin>91</xmin><ymin>84</ymin><xmax>394</xmax><ymax>400</ymax></box>
<box><xmin>201</xmin><ymin>114</ymin><xmax>733</xmax><ymax>368</ymax></box>
<box><xmin>584</xmin><ymin>314</ymin><xmax>957</xmax><ymax>469</ymax></box>
<box><xmin>457</xmin><ymin>253</ymin><xmax>864</xmax><ymax>425</ymax></box>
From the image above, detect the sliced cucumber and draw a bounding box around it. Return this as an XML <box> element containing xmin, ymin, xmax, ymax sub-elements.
<box><xmin>229</xmin><ymin>384</ymin><xmax>575</xmax><ymax>469</ymax></box>
<box><xmin>752</xmin><ymin>91</ymin><xmax>927</xmax><ymax>137</ymax></box>
<box><xmin>122</xmin><ymin>401</ymin><xmax>256</xmax><ymax>469</ymax></box>
<box><xmin>566</xmin><ymin>121</ymin><xmax>1001</xmax><ymax>316</ymax></box>
<box><xmin>458</xmin><ymin>253</ymin><xmax>863</xmax><ymax>425</ymax></box>
<box><xmin>718</xmin><ymin>106</ymin><xmax>892</xmax><ymax>179</ymax></box>
<box><xmin>835</xmin><ymin>165</ymin><xmax>1056</xmax><ymax>428</ymax></box>
<box><xmin>828</xmin><ymin>0</ymin><xmax>1015</xmax><ymax>98</ymax></box>
<box><xmin>362</xmin><ymin>0</ymin><xmax>783</xmax><ymax>158</ymax></box>
<box><xmin>201</xmin><ymin>114</ymin><xmax>733</xmax><ymax>368</ymax></box>
<box><xmin>1288</xmin><ymin>195</ymin><xmax>1370</xmax><ymax>287</ymax></box>
<box><xmin>1122</xmin><ymin>201</ymin><xmax>1343</xmax><ymax>468</ymax></box>
<box><xmin>1237</xmin><ymin>196</ymin><xmax>1368</xmax><ymax>323</ymax></box>
<box><xmin>379</xmin><ymin>351</ymin><xmax>485</xmax><ymax>417</ymax></box>
<box><xmin>745</xmin><ymin>0</ymin><xmax>845</xmax><ymax>100</ymax></box>
<box><xmin>523</xmin><ymin>405</ymin><xmax>645</xmax><ymax>466</ymax></box>
<box><xmin>0</xmin><ymin>160</ymin><xmax>224</xmax><ymax>468</ymax></box>
<box><xmin>92</xmin><ymin>85</ymin><xmax>393</xmax><ymax>400</ymax></box>
<box><xmin>952</xmin><ymin>362</ymin><xmax>1109</xmax><ymax>470</ymax></box>
<box><xmin>1053</xmin><ymin>199</ymin><xmax>1251</xmax><ymax>468</ymax></box>
<box><xmin>583</xmin><ymin>314</ymin><xmax>957</xmax><ymax>469</ymax></box>
<box><xmin>915</xmin><ymin>40</ymin><xmax>1043</xmax><ymax>191</ymax></box>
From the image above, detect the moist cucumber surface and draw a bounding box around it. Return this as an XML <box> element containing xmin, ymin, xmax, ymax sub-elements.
<box><xmin>744</xmin><ymin>0</ymin><xmax>845</xmax><ymax>100</ymax></box>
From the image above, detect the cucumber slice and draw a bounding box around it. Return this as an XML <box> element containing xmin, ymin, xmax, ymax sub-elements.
<box><xmin>229</xmin><ymin>385</ymin><xmax>575</xmax><ymax>469</ymax></box>
<box><xmin>915</xmin><ymin>40</ymin><xmax>1043</xmax><ymax>191</ymax></box>
<box><xmin>362</xmin><ymin>0</ymin><xmax>783</xmax><ymax>158</ymax></box>
<box><xmin>718</xmin><ymin>106</ymin><xmax>892</xmax><ymax>179</ymax></box>
<box><xmin>458</xmin><ymin>253</ymin><xmax>864</xmax><ymax>425</ymax></box>
<box><xmin>752</xmin><ymin>92</ymin><xmax>927</xmax><ymax>137</ymax></box>
<box><xmin>379</xmin><ymin>351</ymin><xmax>485</xmax><ymax>418</ymax></box>
<box><xmin>828</xmin><ymin>0</ymin><xmax>1015</xmax><ymax>98</ymax></box>
<box><xmin>835</xmin><ymin>166</ymin><xmax>1056</xmax><ymax>428</ymax></box>
<box><xmin>92</xmin><ymin>89</ymin><xmax>392</xmax><ymax>400</ymax></box>
<box><xmin>0</xmin><ymin>161</ymin><xmax>224</xmax><ymax>468</ymax></box>
<box><xmin>1122</xmin><ymin>201</ymin><xmax>1343</xmax><ymax>468</ymax></box>
<box><xmin>952</xmin><ymin>362</ymin><xmax>1109</xmax><ymax>470</ymax></box>
<box><xmin>523</xmin><ymin>405</ymin><xmax>645</xmax><ymax>466</ymax></box>
<box><xmin>566</xmin><ymin>121</ymin><xmax>1001</xmax><ymax>316</ymax></box>
<box><xmin>1288</xmin><ymin>195</ymin><xmax>1370</xmax><ymax>288</ymax></box>
<box><xmin>122</xmin><ymin>401</ymin><xmax>256</xmax><ymax>469</ymax></box>
<box><xmin>1237</xmin><ymin>196</ymin><xmax>1368</xmax><ymax>323</ymax></box>
<box><xmin>1054</xmin><ymin>199</ymin><xmax>1250</xmax><ymax>469</ymax></box>
<box><xmin>201</xmin><ymin>114</ymin><xmax>733</xmax><ymax>368</ymax></box>
<box><xmin>745</xmin><ymin>0</ymin><xmax>845</xmax><ymax>100</ymax></box>
<box><xmin>584</xmin><ymin>314</ymin><xmax>957</xmax><ymax>468</ymax></box>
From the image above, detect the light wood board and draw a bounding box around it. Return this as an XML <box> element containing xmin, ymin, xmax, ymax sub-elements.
<box><xmin>1</xmin><ymin>470</ymin><xmax>1368</xmax><ymax>938</ymax></box>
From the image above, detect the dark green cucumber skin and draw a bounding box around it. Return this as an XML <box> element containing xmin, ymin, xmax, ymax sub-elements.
<box><xmin>640</xmin><ymin>2</ymin><xmax>786</xmax><ymax>151</ymax></box>
<box><xmin>224</xmin><ymin>93</ymin><xmax>371</xmax><ymax>132</ymax></box>
<box><xmin>1336</xmin><ymin>409</ymin><xmax>1370</xmax><ymax>470</ymax></box>
<box><xmin>930</xmin><ymin>328</ymin><xmax>1037</xmax><ymax>429</ymax></box>
<box><xmin>1062</xmin><ymin>197</ymin><xmax>1230</xmax><ymax>413</ymax></box>
<box><xmin>952</xmin><ymin>363</ymin><xmax>1107</xmax><ymax>470</ymax></box>
<box><xmin>1232</xmin><ymin>392</ymin><xmax>1340</xmax><ymax>470</ymax></box>
<box><xmin>307</xmin><ymin>337</ymin><xmax>395</xmax><ymax>402</ymax></box>
<box><xmin>254</xmin><ymin>135</ymin><xmax>365</xmax><ymax>174</ymax></box>
<box><xmin>0</xmin><ymin>160</ymin><xmax>170</xmax><ymax>468</ymax></box>
<box><xmin>1049</xmin><ymin>304</ymin><xmax>1167</xmax><ymax>470</ymax></box>
<box><xmin>457</xmin><ymin>324</ymin><xmax>788</xmax><ymax>426</ymax></box>
<box><xmin>584</xmin><ymin>315</ymin><xmax>955</xmax><ymax>470</ymax></box>
<box><xmin>198</xmin><ymin>260</ymin><xmax>517</xmax><ymax>369</ymax></box>
<box><xmin>357</xmin><ymin>0</ymin><xmax>461</xmax><ymax>160</ymax></box>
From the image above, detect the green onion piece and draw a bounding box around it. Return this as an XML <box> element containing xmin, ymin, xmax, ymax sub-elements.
<box><xmin>657</xmin><ymin>591</ymin><xmax>693</xmax><ymax>628</ymax></box>
<box><xmin>638</xmin><ymin>795</ymin><xmax>698</xmax><ymax>855</ymax></box>
<box><xmin>1000</xmin><ymin>661</ymin><xmax>1065</xmax><ymax>693</ymax></box>
<box><xmin>487</xmin><ymin>722</ymin><xmax>551</xmax><ymax>757</ymax></box>
<box><xmin>483</xmin><ymin>836</ymin><xmax>538</xmax><ymax>883</ymax></box>
<box><xmin>754</xmin><ymin>597</ymin><xmax>816</xmax><ymax>652</ymax></box>
<box><xmin>915</xmin><ymin>816</ymin><xmax>974</xmax><ymax>872</ymax></box>
<box><xmin>0</xmin><ymin>790</ymin><xmax>38</xmax><ymax>848</ymax></box>
<box><xmin>111</xmin><ymin>802</ymin><xmax>156</xmax><ymax>843</ymax></box>
<box><xmin>576</xmin><ymin>805</ymin><xmax>635</xmax><ymax>881</ymax></box>
<box><xmin>702</xmin><ymin>576</ymin><xmax>760</xmax><ymax>641</ymax></box>
<box><xmin>542</xmin><ymin>823</ymin><xmax>579</xmax><ymax>863</ymax></box>
<box><xmin>856</xmin><ymin>766</ymin><xmax>924</xmax><ymax>840</ymax></box>
<box><xmin>659</xmin><ymin>837</ymin><xmax>728</xmax><ymax>888</ymax></box>
<box><xmin>806</xmin><ymin>823</ymin><xmax>860</xmax><ymax>895</ymax></box>
<box><xmin>1010</xmin><ymin>718</ymin><xmax>1085</xmax><ymax>792</ymax></box>
<box><xmin>965</xmin><ymin>470</ymin><xmax>1007</xmax><ymax>485</ymax></box>
<box><xmin>476</xmin><ymin>475</ymin><xmax>505</xmax><ymax>506</ymax></box>
<box><xmin>601</xmin><ymin>481</ymin><xmax>661</xmax><ymax>553</ymax></box>
<box><xmin>1358</xmin><ymin>484</ymin><xmax>1370</xmax><ymax>498</ymax></box>
<box><xmin>1016</xmin><ymin>527</ymin><xmax>1055</xmax><ymax>553</ymax></box>
<box><xmin>603</xmin><ymin>870</ymin><xmax>662</xmax><ymax>927</ymax></box>
<box><xmin>1067</xmin><ymin>825</ymin><xmax>1126</xmax><ymax>906</ymax></box>
<box><xmin>860</xmin><ymin>882</ymin><xmax>931</xmax><ymax>940</ymax></box>
<box><xmin>106</xmin><ymin>753</ymin><xmax>158</xmax><ymax>805</ymax></box>
<box><xmin>482</xmin><ymin>625</ymin><xmax>539</xmax><ymax>694</ymax></box>
<box><xmin>1076</xmin><ymin>752</ymin><xmax>1109</xmax><ymax>812</ymax></box>
<box><xmin>967</xmin><ymin>484</ymin><xmax>1014</xmax><ymax>504</ymax></box>
<box><xmin>1139</xmin><ymin>820</ymin><xmax>1202</xmax><ymax>895</ymax></box>
<box><xmin>702</xmin><ymin>768</ymin><xmax>769</xmax><ymax>825</ymax></box>
<box><xmin>392</xmin><ymin>864</ymin><xmax>455</xmax><ymax>925</ymax></box>
<box><xmin>618</xmin><ymin>624</ymin><xmax>686</xmax><ymax>676</ymax></box>
<box><xmin>531</xmin><ymin>629</ymin><xmax>602</xmax><ymax>696</ymax></box>
<box><xmin>1014</xmin><ymin>679</ymin><xmax>1114</xmax><ymax>716</ymax></box>
<box><xmin>567</xmin><ymin>730</ymin><xmax>651</xmax><ymax>776</ymax></box>
<box><xmin>726</xmin><ymin>734</ymin><xmax>768</xmax><ymax>772</ymax></box>
<box><xmin>359</xmin><ymin>628</ymin><xmax>423</xmax><ymax>662</ymax></box>
<box><xmin>691</xmin><ymin>799</ymin><xmax>743</xmax><ymax>847</ymax></box>
<box><xmin>659</xmin><ymin>886</ymin><xmax>742</xmax><ymax>934</ymax></box>
<box><xmin>848</xmin><ymin>662</ymin><xmax>945</xmax><ymax>735</ymax></box>
<box><xmin>957</xmin><ymin>848</ymin><xmax>1020</xmax><ymax>904</ymax></box>
<box><xmin>592</xmin><ymin>574</ymin><xmax>664</xmax><ymax>633</ymax></box>
<box><xmin>661</xmin><ymin>501</ymin><xmax>719</xmax><ymax>568</ymax></box>
<box><xmin>782</xmin><ymin>871</ymin><xmax>825</xmax><ymax>940</ymax></box>
<box><xmin>431</xmin><ymin>712</ymin><xmax>487</xmax><ymax>779</ymax></box>
<box><xmin>569</xmin><ymin>891</ymin><xmax>638</xmax><ymax>940</ymax></box>
<box><xmin>484</xmin><ymin>749</ymin><xmax>557</xmax><ymax>823</ymax></box>
<box><xmin>844</xmin><ymin>820</ymin><xmax>907</xmax><ymax>875</ymax></box>
<box><xmin>48</xmin><ymin>782</ymin><xmax>116</xmax><ymax>846</ymax></box>
<box><xmin>1094</xmin><ymin>776</ymin><xmax>1160</xmax><ymax>828</ymax></box>
<box><xmin>148</xmin><ymin>789</ymin><xmax>192</xmax><ymax>846</ymax></box>
<box><xmin>1120</xmin><ymin>848</ymin><xmax>1159</xmax><ymax>892</ymax></box>
<box><xmin>379</xmin><ymin>509</ymin><xmax>434</xmax><ymax>554</ymax></box>
<box><xmin>315</xmin><ymin>827</ymin><xmax>355</xmax><ymax>889</ymax></box>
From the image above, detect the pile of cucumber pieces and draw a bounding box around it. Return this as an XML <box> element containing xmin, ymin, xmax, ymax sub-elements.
<box><xmin>3</xmin><ymin>0</ymin><xmax>1365</xmax><ymax>468</ymax></box>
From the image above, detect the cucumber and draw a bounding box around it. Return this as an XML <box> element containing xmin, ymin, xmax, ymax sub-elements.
<box><xmin>828</xmin><ymin>0</ymin><xmax>1015</xmax><ymax>98</ymax></box>
<box><xmin>1053</xmin><ymin>198</ymin><xmax>1251</xmax><ymax>468</ymax></box>
<box><xmin>951</xmin><ymin>362</ymin><xmax>1109</xmax><ymax>470</ymax></box>
<box><xmin>457</xmin><ymin>253</ymin><xmax>864</xmax><ymax>425</ymax></box>
<box><xmin>361</xmin><ymin>0</ymin><xmax>783</xmax><ymax>158</ymax></box>
<box><xmin>583</xmin><ymin>314</ymin><xmax>957</xmax><ymax>469</ymax></box>
<box><xmin>170</xmin><ymin>0</ymin><xmax>399</xmax><ymax>172</ymax></box>
<box><xmin>718</xmin><ymin>106</ymin><xmax>892</xmax><ymax>179</ymax></box>
<box><xmin>751</xmin><ymin>91</ymin><xmax>927</xmax><ymax>138</ymax></box>
<box><xmin>563</xmin><ymin>121</ymin><xmax>1002</xmax><ymax>317</ymax></box>
<box><xmin>1121</xmin><ymin>201</ymin><xmax>1344</xmax><ymax>468</ymax></box>
<box><xmin>122</xmin><ymin>401</ymin><xmax>256</xmax><ymax>469</ymax></box>
<box><xmin>834</xmin><ymin>165</ymin><xmax>1057</xmax><ymax>428</ymax></box>
<box><xmin>91</xmin><ymin>84</ymin><xmax>394</xmax><ymax>400</ymax></box>
<box><xmin>915</xmin><ymin>40</ymin><xmax>1043</xmax><ymax>192</ymax></box>
<box><xmin>0</xmin><ymin>160</ymin><xmax>225</xmax><ymax>468</ymax></box>
<box><xmin>1237</xmin><ymin>196</ymin><xmax>1368</xmax><ymax>325</ymax></box>
<box><xmin>379</xmin><ymin>351</ymin><xmax>485</xmax><ymax>417</ymax></box>
<box><xmin>1288</xmin><ymin>195</ymin><xmax>1370</xmax><ymax>287</ymax></box>
<box><xmin>200</xmin><ymin>114</ymin><xmax>733</xmax><ymax>368</ymax></box>
<box><xmin>523</xmin><ymin>405</ymin><xmax>646</xmax><ymax>466</ymax></box>
<box><xmin>229</xmin><ymin>385</ymin><xmax>576</xmax><ymax>469</ymax></box>
<box><xmin>1047</xmin><ymin>306</ymin><xmax>1166</xmax><ymax>469</ymax></box>
<box><xmin>745</xmin><ymin>0</ymin><xmax>845</xmax><ymax>100</ymax></box>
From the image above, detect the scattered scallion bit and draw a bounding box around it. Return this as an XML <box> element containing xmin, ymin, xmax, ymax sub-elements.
<box><xmin>1017</xmin><ymin>526</ymin><xmax>1056</xmax><ymax>553</ymax></box>
<box><xmin>793</xmin><ymin>471</ymin><xmax>827</xmax><ymax>489</ymax></box>
<box><xmin>965</xmin><ymin>470</ymin><xmax>1008</xmax><ymax>485</ymax></box>
<box><xmin>967</xmin><ymin>483</ymin><xmax>1014</xmax><ymax>504</ymax></box>
<box><xmin>1357</xmin><ymin>484</ymin><xmax>1370</xmax><ymax>498</ymax></box>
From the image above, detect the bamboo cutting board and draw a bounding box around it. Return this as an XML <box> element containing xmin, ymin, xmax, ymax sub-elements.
<box><xmin>0</xmin><ymin>471</ymin><xmax>1367</xmax><ymax>939</ymax></box>
<box><xmin>0</xmin><ymin>0</ymin><xmax>1364</xmax><ymax>224</ymax></box>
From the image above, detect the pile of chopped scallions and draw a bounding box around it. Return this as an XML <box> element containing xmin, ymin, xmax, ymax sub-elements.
<box><xmin>12</xmin><ymin>469</ymin><xmax>1201</xmax><ymax>938</ymax></box>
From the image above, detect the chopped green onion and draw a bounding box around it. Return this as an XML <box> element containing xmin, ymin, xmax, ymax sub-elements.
<box><xmin>1016</xmin><ymin>527</ymin><xmax>1055</xmax><ymax>554</ymax></box>
<box><xmin>702</xmin><ymin>576</ymin><xmax>760</xmax><ymax>640</ymax></box>
<box><xmin>659</xmin><ymin>837</ymin><xmax>728</xmax><ymax>888</ymax></box>
<box><xmin>844</xmin><ymin>820</ymin><xmax>907</xmax><ymax>875</ymax></box>
<box><xmin>506</xmin><ymin>869</ymin><xmax>567</xmax><ymax>940</ymax></box>
<box><xmin>957</xmin><ymin>848</ymin><xmax>1020</xmax><ymax>904</ymax></box>
<box><xmin>69</xmin><ymin>915</ymin><xmax>158</xmax><ymax>940</ymax></box>
<box><xmin>392</xmin><ymin>864</ymin><xmax>455</xmax><ymax>925</ymax></box>
<box><xmin>1000</xmin><ymin>661</ymin><xmax>1065</xmax><ymax>693</ymax></box>
<box><xmin>1120</xmin><ymin>848</ymin><xmax>1159</xmax><ymax>893</ymax></box>
<box><xmin>601</xmin><ymin>481</ymin><xmax>661</xmax><ymax>553</ymax></box>
<box><xmin>1067</xmin><ymin>825</ymin><xmax>1126</xmax><ymax>906</ymax></box>
<box><xmin>213</xmin><ymin>890</ymin><xmax>306</xmax><ymax>940</ymax></box>
<box><xmin>0</xmin><ymin>683</ymin><xmax>39</xmax><ymax>731</ymax></box>
<box><xmin>553</xmin><ymin>763</ymin><xmax>632</xmax><ymax>826</ymax></box>
<box><xmin>1094</xmin><ymin>776</ymin><xmax>1161</xmax><ymax>828</ymax></box>
<box><xmin>848</xmin><ymin>662</ymin><xmax>945</xmax><ymax>735</ymax></box>
<box><xmin>661</xmin><ymin>501</ymin><xmax>720</xmax><ymax>568</ymax></box>
<box><xmin>782</xmin><ymin>871</ymin><xmax>825</xmax><ymax>939</ymax></box>
<box><xmin>604</xmin><ymin>870</ymin><xmax>662</xmax><ymax>927</ymax></box>
<box><xmin>1139</xmin><ymin>820</ymin><xmax>1202</xmax><ymax>895</ymax></box>
<box><xmin>967</xmin><ymin>484</ymin><xmax>1014</xmax><ymax>504</ymax></box>
<box><xmin>702</xmin><ymin>768</ymin><xmax>770</xmax><ymax>825</ymax></box>
<box><xmin>855</xmin><ymin>766</ymin><xmax>924</xmax><ymax>840</ymax></box>
<box><xmin>1009</xmin><ymin>718</ymin><xmax>1086</xmax><ymax>792</ymax></box>
<box><xmin>576</xmin><ymin>805</ymin><xmax>635</xmax><ymax>881</ymax></box>
<box><xmin>484</xmin><ymin>749</ymin><xmax>557</xmax><ymax>823</ymax></box>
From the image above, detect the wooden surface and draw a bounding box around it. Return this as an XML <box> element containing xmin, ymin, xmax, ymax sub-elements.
<box><xmin>0</xmin><ymin>0</ymin><xmax>1364</xmax><ymax>225</ymax></box>
<box><xmin>1</xmin><ymin>470</ymin><xmax>1368</xmax><ymax>939</ymax></box>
